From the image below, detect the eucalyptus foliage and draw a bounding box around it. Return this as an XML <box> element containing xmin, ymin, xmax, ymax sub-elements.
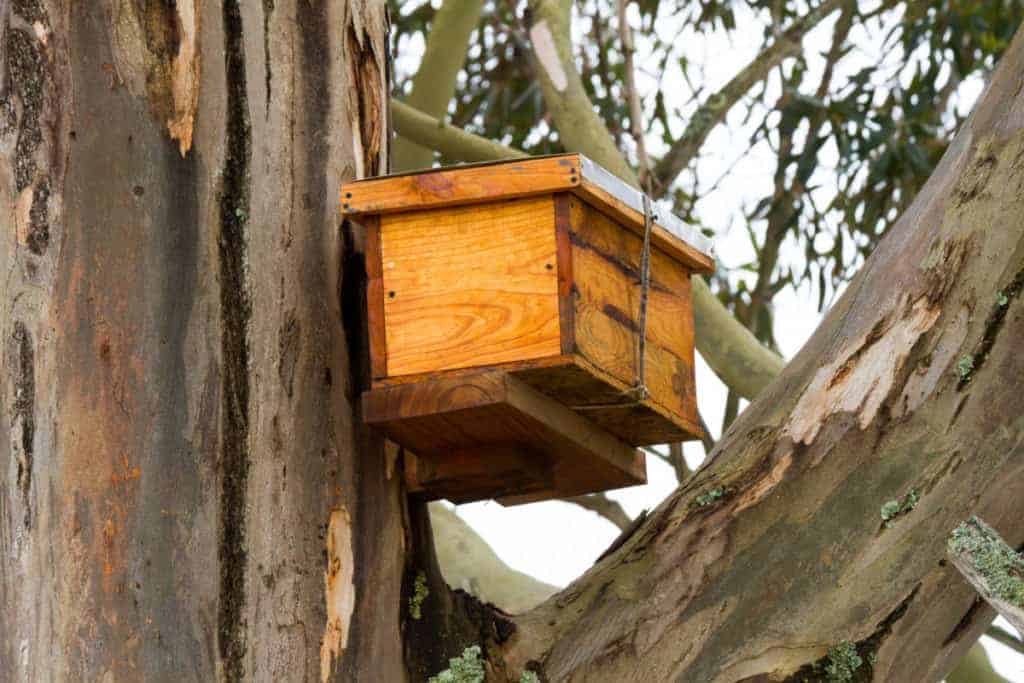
<box><xmin>391</xmin><ymin>0</ymin><xmax>1022</xmax><ymax>348</ymax></box>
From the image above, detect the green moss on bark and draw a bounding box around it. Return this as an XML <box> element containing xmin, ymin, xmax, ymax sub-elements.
<box><xmin>949</xmin><ymin>517</ymin><xmax>1024</xmax><ymax>605</ymax></box>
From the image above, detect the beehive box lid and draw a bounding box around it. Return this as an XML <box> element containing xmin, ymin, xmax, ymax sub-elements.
<box><xmin>341</xmin><ymin>153</ymin><xmax>714</xmax><ymax>274</ymax></box>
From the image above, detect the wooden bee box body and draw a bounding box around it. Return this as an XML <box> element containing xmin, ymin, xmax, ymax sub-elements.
<box><xmin>342</xmin><ymin>154</ymin><xmax>713</xmax><ymax>503</ymax></box>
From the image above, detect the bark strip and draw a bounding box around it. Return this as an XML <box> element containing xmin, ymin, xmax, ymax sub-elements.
<box><xmin>216</xmin><ymin>1</ymin><xmax>253</xmax><ymax>678</ymax></box>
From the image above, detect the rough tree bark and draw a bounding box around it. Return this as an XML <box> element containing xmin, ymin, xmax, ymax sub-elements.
<box><xmin>470</xmin><ymin>24</ymin><xmax>1024</xmax><ymax>683</ymax></box>
<box><xmin>0</xmin><ymin>1</ymin><xmax>403</xmax><ymax>681</ymax></box>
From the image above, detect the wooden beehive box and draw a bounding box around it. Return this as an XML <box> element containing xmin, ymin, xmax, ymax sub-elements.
<box><xmin>342</xmin><ymin>154</ymin><xmax>714</xmax><ymax>504</ymax></box>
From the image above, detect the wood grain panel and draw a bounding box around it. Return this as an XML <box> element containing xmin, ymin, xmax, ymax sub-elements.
<box><xmin>513</xmin><ymin>360</ymin><xmax>703</xmax><ymax>445</ymax></box>
<box><xmin>569</xmin><ymin>200</ymin><xmax>700</xmax><ymax>431</ymax></box>
<box><xmin>342</xmin><ymin>155</ymin><xmax>580</xmax><ymax>215</ymax></box>
<box><xmin>363</xmin><ymin>216</ymin><xmax>387</xmax><ymax>379</ymax></box>
<box><xmin>555</xmin><ymin>193</ymin><xmax>576</xmax><ymax>355</ymax></box>
<box><xmin>363</xmin><ymin>371</ymin><xmax>644</xmax><ymax>504</ymax></box>
<box><xmin>573</xmin><ymin>304</ymin><xmax>698</xmax><ymax>424</ymax></box>
<box><xmin>380</xmin><ymin>197</ymin><xmax>562</xmax><ymax>376</ymax></box>
<box><xmin>575</xmin><ymin>177</ymin><xmax>715</xmax><ymax>274</ymax></box>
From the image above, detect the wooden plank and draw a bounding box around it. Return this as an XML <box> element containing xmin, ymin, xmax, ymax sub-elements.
<box><xmin>554</xmin><ymin>193</ymin><xmax>576</xmax><ymax>355</ymax></box>
<box><xmin>573</xmin><ymin>303</ymin><xmax>699</xmax><ymax>426</ymax></box>
<box><xmin>363</xmin><ymin>370</ymin><xmax>644</xmax><ymax>504</ymax></box>
<box><xmin>572</xmin><ymin>234</ymin><xmax>695</xmax><ymax>356</ymax></box>
<box><xmin>371</xmin><ymin>354</ymin><xmax>573</xmax><ymax>389</ymax></box>
<box><xmin>339</xmin><ymin>153</ymin><xmax>714</xmax><ymax>273</ymax></box>
<box><xmin>404</xmin><ymin>447</ymin><xmax>554</xmax><ymax>504</ymax></box>
<box><xmin>341</xmin><ymin>155</ymin><xmax>580</xmax><ymax>216</ymax></box>
<box><xmin>513</xmin><ymin>360</ymin><xmax>703</xmax><ymax>445</ymax></box>
<box><xmin>574</xmin><ymin>178</ymin><xmax>715</xmax><ymax>274</ymax></box>
<box><xmin>569</xmin><ymin>201</ymin><xmax>700</xmax><ymax>434</ymax></box>
<box><xmin>363</xmin><ymin>216</ymin><xmax>387</xmax><ymax>379</ymax></box>
<box><xmin>380</xmin><ymin>197</ymin><xmax>561</xmax><ymax>377</ymax></box>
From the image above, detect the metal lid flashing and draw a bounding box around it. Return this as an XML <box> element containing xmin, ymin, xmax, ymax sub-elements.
<box><xmin>577</xmin><ymin>155</ymin><xmax>713</xmax><ymax>256</ymax></box>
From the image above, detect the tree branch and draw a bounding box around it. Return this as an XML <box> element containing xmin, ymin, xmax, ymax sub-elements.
<box><xmin>492</xmin><ymin>28</ymin><xmax>1024</xmax><ymax>678</ymax></box>
<box><xmin>430</xmin><ymin>503</ymin><xmax>557</xmax><ymax>614</ymax></box>
<box><xmin>668</xmin><ymin>442</ymin><xmax>693</xmax><ymax>482</ymax></box>
<box><xmin>564</xmin><ymin>494</ymin><xmax>632</xmax><ymax>531</ymax></box>
<box><xmin>946</xmin><ymin>642</ymin><xmax>1011</xmax><ymax>683</ymax></box>
<box><xmin>391</xmin><ymin>100</ymin><xmax>525</xmax><ymax>163</ymax></box>
<box><xmin>524</xmin><ymin>0</ymin><xmax>786</xmax><ymax>399</ymax></box>
<box><xmin>949</xmin><ymin>517</ymin><xmax>1024</xmax><ymax>636</ymax></box>
<box><xmin>393</xmin><ymin>0</ymin><xmax>485</xmax><ymax>171</ymax></box>
<box><xmin>525</xmin><ymin>0</ymin><xmax>638</xmax><ymax>184</ymax></box>
<box><xmin>616</xmin><ymin>0</ymin><xmax>652</xmax><ymax>191</ymax></box>
<box><xmin>651</xmin><ymin>0</ymin><xmax>848</xmax><ymax>193</ymax></box>
<box><xmin>986</xmin><ymin>624</ymin><xmax>1024</xmax><ymax>655</ymax></box>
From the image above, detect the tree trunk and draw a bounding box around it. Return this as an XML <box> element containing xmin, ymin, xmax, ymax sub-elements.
<box><xmin>487</xmin><ymin>26</ymin><xmax>1024</xmax><ymax>683</ymax></box>
<box><xmin>0</xmin><ymin>1</ymin><xmax>403</xmax><ymax>680</ymax></box>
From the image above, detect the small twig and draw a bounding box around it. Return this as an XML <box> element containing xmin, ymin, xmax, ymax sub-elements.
<box><xmin>652</xmin><ymin>0</ymin><xmax>847</xmax><ymax>195</ymax></box>
<box><xmin>616</xmin><ymin>0</ymin><xmax>653</xmax><ymax>193</ymax></box>
<box><xmin>697</xmin><ymin>411</ymin><xmax>716</xmax><ymax>456</ymax></box>
<box><xmin>667</xmin><ymin>443</ymin><xmax>692</xmax><ymax>483</ymax></box>
<box><xmin>564</xmin><ymin>493</ymin><xmax>632</xmax><ymax>532</ymax></box>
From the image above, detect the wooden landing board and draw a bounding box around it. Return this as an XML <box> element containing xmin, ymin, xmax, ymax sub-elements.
<box><xmin>362</xmin><ymin>371</ymin><xmax>645</xmax><ymax>504</ymax></box>
<box><xmin>379</xmin><ymin>196</ymin><xmax>561</xmax><ymax>377</ymax></box>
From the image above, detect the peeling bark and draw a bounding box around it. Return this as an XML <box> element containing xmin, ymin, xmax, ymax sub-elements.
<box><xmin>320</xmin><ymin>507</ymin><xmax>356</xmax><ymax>681</ymax></box>
<box><xmin>487</xmin><ymin>25</ymin><xmax>1024</xmax><ymax>683</ymax></box>
<box><xmin>0</xmin><ymin>1</ymin><xmax>397</xmax><ymax>680</ymax></box>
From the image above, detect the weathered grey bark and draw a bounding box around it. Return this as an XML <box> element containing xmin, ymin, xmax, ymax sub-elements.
<box><xmin>0</xmin><ymin>1</ymin><xmax>402</xmax><ymax>681</ymax></box>
<box><xmin>483</xmin><ymin>24</ymin><xmax>1024</xmax><ymax>683</ymax></box>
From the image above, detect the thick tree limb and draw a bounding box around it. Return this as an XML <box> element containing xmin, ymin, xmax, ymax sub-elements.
<box><xmin>651</xmin><ymin>0</ymin><xmax>847</xmax><ymax>192</ymax></box>
<box><xmin>691</xmin><ymin>276</ymin><xmax>786</xmax><ymax>398</ymax></box>
<box><xmin>393</xmin><ymin>0</ymin><xmax>485</xmax><ymax>171</ymax></box>
<box><xmin>949</xmin><ymin>518</ymin><xmax>1024</xmax><ymax>636</ymax></box>
<box><xmin>430</xmin><ymin>504</ymin><xmax>556</xmax><ymax>613</ymax></box>
<box><xmin>392</xmin><ymin>100</ymin><xmax>525</xmax><ymax>163</ymax></box>
<box><xmin>525</xmin><ymin>0</ymin><xmax>639</xmax><ymax>184</ymax></box>
<box><xmin>492</xmin><ymin>26</ymin><xmax>1024</xmax><ymax>682</ymax></box>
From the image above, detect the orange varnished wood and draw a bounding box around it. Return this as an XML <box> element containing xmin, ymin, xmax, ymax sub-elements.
<box><xmin>513</xmin><ymin>357</ymin><xmax>703</xmax><ymax>444</ymax></box>
<box><xmin>340</xmin><ymin>153</ymin><xmax>714</xmax><ymax>274</ymax></box>
<box><xmin>404</xmin><ymin>447</ymin><xmax>553</xmax><ymax>504</ymax></box>
<box><xmin>566</xmin><ymin>198</ymin><xmax>701</xmax><ymax>437</ymax></box>
<box><xmin>363</xmin><ymin>216</ymin><xmax>387</xmax><ymax>379</ymax></box>
<box><xmin>554</xmin><ymin>193</ymin><xmax>576</xmax><ymax>355</ymax></box>
<box><xmin>574</xmin><ymin>177</ymin><xmax>715</xmax><ymax>274</ymax></box>
<box><xmin>342</xmin><ymin>156</ymin><xmax>580</xmax><ymax>215</ymax></box>
<box><xmin>364</xmin><ymin>371</ymin><xmax>645</xmax><ymax>504</ymax></box>
<box><xmin>380</xmin><ymin>197</ymin><xmax>562</xmax><ymax>376</ymax></box>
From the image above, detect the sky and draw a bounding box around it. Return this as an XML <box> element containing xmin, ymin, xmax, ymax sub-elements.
<box><xmin>395</xmin><ymin>1</ymin><xmax>1022</xmax><ymax>678</ymax></box>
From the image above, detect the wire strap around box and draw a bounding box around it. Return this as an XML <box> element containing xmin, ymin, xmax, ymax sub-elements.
<box><xmin>573</xmin><ymin>194</ymin><xmax>654</xmax><ymax>410</ymax></box>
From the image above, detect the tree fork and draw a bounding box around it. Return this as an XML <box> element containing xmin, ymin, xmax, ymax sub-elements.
<box><xmin>481</xmin><ymin>25</ymin><xmax>1024</xmax><ymax>682</ymax></box>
